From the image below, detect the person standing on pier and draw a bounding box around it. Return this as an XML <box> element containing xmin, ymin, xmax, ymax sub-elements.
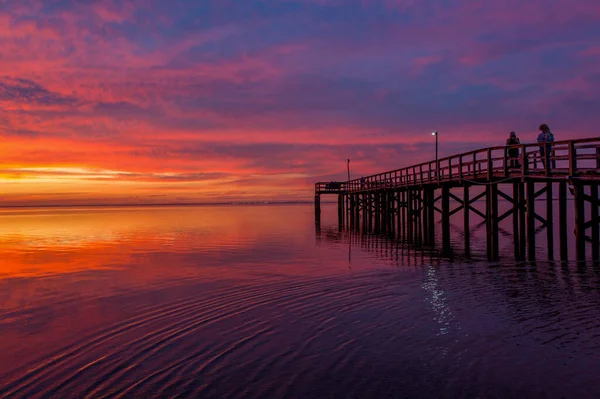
<box><xmin>506</xmin><ymin>131</ymin><xmax>520</xmax><ymax>168</ymax></box>
<box><xmin>537</xmin><ymin>124</ymin><xmax>555</xmax><ymax>170</ymax></box>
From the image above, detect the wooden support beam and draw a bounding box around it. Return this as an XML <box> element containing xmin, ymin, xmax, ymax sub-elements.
<box><xmin>468</xmin><ymin>205</ymin><xmax>487</xmax><ymax>220</ymax></box>
<box><xmin>591</xmin><ymin>183</ymin><xmax>599</xmax><ymax>262</ymax></box>
<box><xmin>413</xmin><ymin>189</ymin><xmax>419</xmax><ymax>243</ymax></box>
<box><xmin>527</xmin><ymin>180</ymin><xmax>536</xmax><ymax>261</ymax></box>
<box><xmin>498</xmin><ymin>208</ymin><xmax>514</xmax><ymax>223</ymax></box>
<box><xmin>428</xmin><ymin>188</ymin><xmax>435</xmax><ymax>245</ymax></box>
<box><xmin>491</xmin><ymin>184</ymin><xmax>499</xmax><ymax>260</ymax></box>
<box><xmin>416</xmin><ymin>189</ymin><xmax>423</xmax><ymax>244</ymax></box>
<box><xmin>519</xmin><ymin>183</ymin><xmax>526</xmax><ymax>261</ymax></box>
<box><xmin>486</xmin><ymin>185</ymin><xmax>491</xmax><ymax>259</ymax></box>
<box><xmin>364</xmin><ymin>194</ymin><xmax>369</xmax><ymax>232</ymax></box>
<box><xmin>365</xmin><ymin>193</ymin><xmax>371</xmax><ymax>232</ymax></box>
<box><xmin>498</xmin><ymin>188</ymin><xmax>517</xmax><ymax>204</ymax></box>
<box><xmin>382</xmin><ymin>191</ymin><xmax>388</xmax><ymax>234</ymax></box>
<box><xmin>400</xmin><ymin>191</ymin><xmax>405</xmax><ymax>242</ymax></box>
<box><xmin>448</xmin><ymin>192</ymin><xmax>464</xmax><ymax>204</ymax></box>
<box><xmin>571</xmin><ymin>191</ymin><xmax>600</xmax><ymax>204</ymax></box>
<box><xmin>349</xmin><ymin>194</ymin><xmax>353</xmax><ymax>226</ymax></box>
<box><xmin>422</xmin><ymin>188</ymin><xmax>429</xmax><ymax>244</ymax></box>
<box><xmin>407</xmin><ymin>189</ymin><xmax>413</xmax><ymax>243</ymax></box>
<box><xmin>394</xmin><ymin>191</ymin><xmax>400</xmax><ymax>239</ymax></box>
<box><xmin>344</xmin><ymin>195</ymin><xmax>348</xmax><ymax>224</ymax></box>
<box><xmin>374</xmin><ymin>191</ymin><xmax>381</xmax><ymax>233</ymax></box>
<box><xmin>389</xmin><ymin>191</ymin><xmax>396</xmax><ymax>236</ymax></box>
<box><xmin>573</xmin><ymin>183</ymin><xmax>586</xmax><ymax>262</ymax></box>
<box><xmin>559</xmin><ymin>182</ymin><xmax>568</xmax><ymax>261</ymax></box>
<box><xmin>449</xmin><ymin>205</ymin><xmax>465</xmax><ymax>217</ymax></box>
<box><xmin>442</xmin><ymin>186</ymin><xmax>451</xmax><ymax>251</ymax></box>
<box><xmin>513</xmin><ymin>183</ymin><xmax>520</xmax><ymax>260</ymax></box>
<box><xmin>380</xmin><ymin>191</ymin><xmax>387</xmax><ymax>234</ymax></box>
<box><xmin>533</xmin><ymin>213</ymin><xmax>547</xmax><ymax>226</ymax></box>
<box><xmin>389</xmin><ymin>191</ymin><xmax>395</xmax><ymax>235</ymax></box>
<box><xmin>464</xmin><ymin>185</ymin><xmax>471</xmax><ymax>257</ymax></box>
<box><xmin>546</xmin><ymin>182</ymin><xmax>554</xmax><ymax>260</ymax></box>
<box><xmin>315</xmin><ymin>194</ymin><xmax>321</xmax><ymax>223</ymax></box>
<box><xmin>356</xmin><ymin>194</ymin><xmax>361</xmax><ymax>229</ymax></box>
<box><xmin>469</xmin><ymin>190</ymin><xmax>487</xmax><ymax>205</ymax></box>
<box><xmin>339</xmin><ymin>194</ymin><xmax>345</xmax><ymax>227</ymax></box>
<box><xmin>534</xmin><ymin>186</ymin><xmax>547</xmax><ymax>199</ymax></box>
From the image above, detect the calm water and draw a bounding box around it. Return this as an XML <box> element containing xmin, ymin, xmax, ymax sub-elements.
<box><xmin>0</xmin><ymin>204</ymin><xmax>599</xmax><ymax>398</ymax></box>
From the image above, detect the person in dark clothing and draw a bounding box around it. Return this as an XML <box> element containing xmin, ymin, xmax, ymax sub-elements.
<box><xmin>506</xmin><ymin>131</ymin><xmax>520</xmax><ymax>168</ymax></box>
<box><xmin>537</xmin><ymin>124</ymin><xmax>554</xmax><ymax>170</ymax></box>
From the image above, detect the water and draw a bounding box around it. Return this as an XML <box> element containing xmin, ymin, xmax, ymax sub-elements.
<box><xmin>0</xmin><ymin>204</ymin><xmax>599</xmax><ymax>398</ymax></box>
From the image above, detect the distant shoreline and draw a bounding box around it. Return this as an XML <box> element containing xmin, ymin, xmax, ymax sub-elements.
<box><xmin>0</xmin><ymin>201</ymin><xmax>327</xmax><ymax>210</ymax></box>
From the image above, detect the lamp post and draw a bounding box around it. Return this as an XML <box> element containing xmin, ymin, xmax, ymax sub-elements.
<box><xmin>347</xmin><ymin>159</ymin><xmax>351</xmax><ymax>181</ymax></box>
<box><xmin>432</xmin><ymin>131</ymin><xmax>438</xmax><ymax>178</ymax></box>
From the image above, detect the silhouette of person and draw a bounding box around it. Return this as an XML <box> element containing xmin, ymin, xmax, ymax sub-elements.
<box><xmin>537</xmin><ymin>124</ymin><xmax>554</xmax><ymax>170</ymax></box>
<box><xmin>506</xmin><ymin>131</ymin><xmax>520</xmax><ymax>168</ymax></box>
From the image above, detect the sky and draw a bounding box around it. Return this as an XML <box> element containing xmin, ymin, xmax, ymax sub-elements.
<box><xmin>1</xmin><ymin>0</ymin><xmax>599</xmax><ymax>205</ymax></box>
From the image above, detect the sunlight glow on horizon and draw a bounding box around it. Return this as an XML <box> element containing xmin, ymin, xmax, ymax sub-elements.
<box><xmin>1</xmin><ymin>0</ymin><xmax>599</xmax><ymax>205</ymax></box>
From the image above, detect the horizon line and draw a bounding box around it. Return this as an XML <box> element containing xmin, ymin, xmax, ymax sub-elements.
<box><xmin>0</xmin><ymin>200</ymin><xmax>341</xmax><ymax>210</ymax></box>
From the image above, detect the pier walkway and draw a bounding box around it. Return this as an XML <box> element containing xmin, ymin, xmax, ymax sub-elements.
<box><xmin>315</xmin><ymin>137</ymin><xmax>600</xmax><ymax>262</ymax></box>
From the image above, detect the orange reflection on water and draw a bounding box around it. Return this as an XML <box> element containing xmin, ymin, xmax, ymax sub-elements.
<box><xmin>0</xmin><ymin>205</ymin><xmax>313</xmax><ymax>279</ymax></box>
<box><xmin>0</xmin><ymin>204</ymin><xmax>323</xmax><ymax>375</ymax></box>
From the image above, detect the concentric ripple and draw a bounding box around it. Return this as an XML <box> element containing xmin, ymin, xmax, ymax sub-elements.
<box><xmin>1</xmin><ymin>205</ymin><xmax>600</xmax><ymax>399</ymax></box>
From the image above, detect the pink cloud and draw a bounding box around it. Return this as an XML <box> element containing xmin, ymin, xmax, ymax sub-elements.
<box><xmin>0</xmin><ymin>0</ymin><xmax>599</xmax><ymax>204</ymax></box>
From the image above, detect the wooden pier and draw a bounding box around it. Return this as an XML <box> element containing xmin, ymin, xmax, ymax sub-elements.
<box><xmin>315</xmin><ymin>138</ymin><xmax>600</xmax><ymax>262</ymax></box>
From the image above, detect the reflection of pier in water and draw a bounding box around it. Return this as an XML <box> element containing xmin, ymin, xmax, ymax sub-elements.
<box><xmin>315</xmin><ymin>138</ymin><xmax>600</xmax><ymax>263</ymax></box>
<box><xmin>316</xmin><ymin>224</ymin><xmax>446</xmax><ymax>266</ymax></box>
<box><xmin>316</xmin><ymin>224</ymin><xmax>600</xmax><ymax>300</ymax></box>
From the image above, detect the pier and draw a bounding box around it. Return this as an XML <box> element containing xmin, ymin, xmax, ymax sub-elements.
<box><xmin>315</xmin><ymin>137</ymin><xmax>600</xmax><ymax>262</ymax></box>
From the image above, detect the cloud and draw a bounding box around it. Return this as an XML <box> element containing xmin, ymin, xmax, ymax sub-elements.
<box><xmin>0</xmin><ymin>0</ymin><xmax>599</xmax><ymax>204</ymax></box>
<box><xmin>0</xmin><ymin>77</ymin><xmax>76</xmax><ymax>107</ymax></box>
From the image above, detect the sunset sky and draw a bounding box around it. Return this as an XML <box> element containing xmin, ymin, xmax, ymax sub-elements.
<box><xmin>1</xmin><ymin>0</ymin><xmax>599</xmax><ymax>205</ymax></box>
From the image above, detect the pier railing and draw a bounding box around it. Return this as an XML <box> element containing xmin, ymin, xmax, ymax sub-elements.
<box><xmin>316</xmin><ymin>137</ymin><xmax>600</xmax><ymax>194</ymax></box>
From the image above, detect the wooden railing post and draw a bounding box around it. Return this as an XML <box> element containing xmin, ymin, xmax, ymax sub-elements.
<box><xmin>503</xmin><ymin>147</ymin><xmax>509</xmax><ymax>176</ymax></box>
<box><xmin>545</xmin><ymin>143</ymin><xmax>552</xmax><ymax>176</ymax></box>
<box><xmin>428</xmin><ymin>163</ymin><xmax>432</xmax><ymax>182</ymax></box>
<box><xmin>459</xmin><ymin>155</ymin><xmax>463</xmax><ymax>181</ymax></box>
<box><xmin>569</xmin><ymin>141</ymin><xmax>577</xmax><ymax>176</ymax></box>
<box><xmin>487</xmin><ymin>148</ymin><xmax>493</xmax><ymax>180</ymax></box>
<box><xmin>521</xmin><ymin>144</ymin><xmax>527</xmax><ymax>176</ymax></box>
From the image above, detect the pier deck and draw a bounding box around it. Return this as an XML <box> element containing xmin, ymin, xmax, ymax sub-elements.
<box><xmin>315</xmin><ymin>137</ymin><xmax>600</xmax><ymax>262</ymax></box>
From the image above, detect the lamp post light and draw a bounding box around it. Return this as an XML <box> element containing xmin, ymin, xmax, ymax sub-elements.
<box><xmin>347</xmin><ymin>159</ymin><xmax>351</xmax><ymax>181</ymax></box>
<box><xmin>432</xmin><ymin>131</ymin><xmax>439</xmax><ymax>178</ymax></box>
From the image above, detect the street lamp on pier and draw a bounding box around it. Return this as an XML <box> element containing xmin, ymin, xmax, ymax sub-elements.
<box><xmin>347</xmin><ymin>159</ymin><xmax>351</xmax><ymax>182</ymax></box>
<box><xmin>432</xmin><ymin>131</ymin><xmax>439</xmax><ymax>179</ymax></box>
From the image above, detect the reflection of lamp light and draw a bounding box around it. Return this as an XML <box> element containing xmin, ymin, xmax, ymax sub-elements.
<box><xmin>432</xmin><ymin>132</ymin><xmax>439</xmax><ymax>179</ymax></box>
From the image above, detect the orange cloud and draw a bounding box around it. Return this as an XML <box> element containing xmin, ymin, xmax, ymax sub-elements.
<box><xmin>1</xmin><ymin>0</ymin><xmax>599</xmax><ymax>205</ymax></box>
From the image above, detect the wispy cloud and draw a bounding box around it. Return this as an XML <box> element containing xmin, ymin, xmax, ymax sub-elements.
<box><xmin>0</xmin><ymin>0</ymin><xmax>599</xmax><ymax>204</ymax></box>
